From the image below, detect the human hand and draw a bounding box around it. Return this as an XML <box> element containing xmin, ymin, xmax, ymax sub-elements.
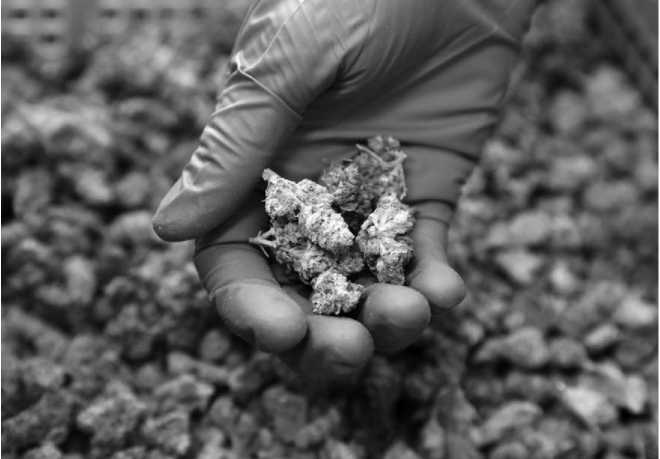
<box><xmin>189</xmin><ymin>200</ymin><xmax>465</xmax><ymax>385</ymax></box>
<box><xmin>153</xmin><ymin>0</ymin><xmax>536</xmax><ymax>383</ymax></box>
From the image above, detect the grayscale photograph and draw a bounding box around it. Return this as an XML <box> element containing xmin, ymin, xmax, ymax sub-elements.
<box><xmin>1</xmin><ymin>0</ymin><xmax>658</xmax><ymax>458</ymax></box>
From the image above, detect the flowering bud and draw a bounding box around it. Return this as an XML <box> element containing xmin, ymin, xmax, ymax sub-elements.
<box><xmin>311</xmin><ymin>270</ymin><xmax>364</xmax><ymax>315</ymax></box>
<box><xmin>252</xmin><ymin>136</ymin><xmax>416</xmax><ymax>315</ymax></box>
<box><xmin>297</xmin><ymin>204</ymin><xmax>354</xmax><ymax>253</ymax></box>
<box><xmin>357</xmin><ymin>195</ymin><xmax>415</xmax><ymax>284</ymax></box>
<box><xmin>263</xmin><ymin>169</ymin><xmax>301</xmax><ymax>219</ymax></box>
<box><xmin>320</xmin><ymin>139</ymin><xmax>407</xmax><ymax>218</ymax></box>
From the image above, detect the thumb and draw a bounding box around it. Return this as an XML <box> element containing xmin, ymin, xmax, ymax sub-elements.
<box><xmin>152</xmin><ymin>70</ymin><xmax>300</xmax><ymax>242</ymax></box>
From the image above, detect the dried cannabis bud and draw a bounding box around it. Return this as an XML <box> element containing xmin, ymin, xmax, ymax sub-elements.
<box><xmin>320</xmin><ymin>136</ymin><xmax>407</xmax><ymax>219</ymax></box>
<box><xmin>357</xmin><ymin>195</ymin><xmax>415</xmax><ymax>285</ymax></box>
<box><xmin>262</xmin><ymin>169</ymin><xmax>353</xmax><ymax>252</ymax></box>
<box><xmin>251</xmin><ymin>136</ymin><xmax>416</xmax><ymax>315</ymax></box>
<box><xmin>251</xmin><ymin>223</ymin><xmax>363</xmax><ymax>284</ymax></box>
<box><xmin>311</xmin><ymin>270</ymin><xmax>365</xmax><ymax>316</ymax></box>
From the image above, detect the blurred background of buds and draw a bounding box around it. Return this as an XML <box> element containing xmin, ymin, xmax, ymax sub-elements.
<box><xmin>1</xmin><ymin>1</ymin><xmax>658</xmax><ymax>458</ymax></box>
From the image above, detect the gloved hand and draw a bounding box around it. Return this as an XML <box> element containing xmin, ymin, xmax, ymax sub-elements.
<box><xmin>153</xmin><ymin>0</ymin><xmax>536</xmax><ymax>384</ymax></box>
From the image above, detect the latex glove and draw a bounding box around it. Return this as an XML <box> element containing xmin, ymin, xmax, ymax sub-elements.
<box><xmin>153</xmin><ymin>0</ymin><xmax>536</xmax><ymax>383</ymax></box>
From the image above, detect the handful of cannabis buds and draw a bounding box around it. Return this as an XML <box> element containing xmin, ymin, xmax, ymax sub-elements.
<box><xmin>250</xmin><ymin>136</ymin><xmax>415</xmax><ymax>315</ymax></box>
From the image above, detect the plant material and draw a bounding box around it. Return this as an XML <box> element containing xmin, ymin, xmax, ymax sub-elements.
<box><xmin>320</xmin><ymin>136</ymin><xmax>407</xmax><ymax>221</ymax></box>
<box><xmin>251</xmin><ymin>136</ymin><xmax>416</xmax><ymax>315</ymax></box>
<box><xmin>356</xmin><ymin>194</ymin><xmax>415</xmax><ymax>284</ymax></box>
<box><xmin>310</xmin><ymin>269</ymin><xmax>365</xmax><ymax>316</ymax></box>
<box><xmin>262</xmin><ymin>170</ymin><xmax>354</xmax><ymax>252</ymax></box>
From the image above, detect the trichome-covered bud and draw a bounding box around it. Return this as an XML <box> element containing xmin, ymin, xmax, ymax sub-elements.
<box><xmin>253</xmin><ymin>136</ymin><xmax>415</xmax><ymax>315</ymax></box>
<box><xmin>358</xmin><ymin>194</ymin><xmax>415</xmax><ymax>238</ymax></box>
<box><xmin>311</xmin><ymin>269</ymin><xmax>364</xmax><ymax>315</ymax></box>
<box><xmin>320</xmin><ymin>138</ymin><xmax>407</xmax><ymax>218</ymax></box>
<box><xmin>297</xmin><ymin>179</ymin><xmax>334</xmax><ymax>207</ymax></box>
<box><xmin>297</xmin><ymin>204</ymin><xmax>354</xmax><ymax>253</ymax></box>
<box><xmin>367</xmin><ymin>135</ymin><xmax>401</xmax><ymax>158</ymax></box>
<box><xmin>290</xmin><ymin>243</ymin><xmax>336</xmax><ymax>284</ymax></box>
<box><xmin>251</xmin><ymin>228</ymin><xmax>361</xmax><ymax>283</ymax></box>
<box><xmin>251</xmin><ymin>222</ymin><xmax>304</xmax><ymax>249</ymax></box>
<box><xmin>263</xmin><ymin>170</ymin><xmax>334</xmax><ymax>218</ymax></box>
<box><xmin>263</xmin><ymin>169</ymin><xmax>301</xmax><ymax>219</ymax></box>
<box><xmin>335</xmin><ymin>245</ymin><xmax>365</xmax><ymax>276</ymax></box>
<box><xmin>355</xmin><ymin>143</ymin><xmax>407</xmax><ymax>202</ymax></box>
<box><xmin>318</xmin><ymin>161</ymin><xmax>363</xmax><ymax>213</ymax></box>
<box><xmin>357</xmin><ymin>195</ymin><xmax>415</xmax><ymax>284</ymax></box>
<box><xmin>373</xmin><ymin>237</ymin><xmax>413</xmax><ymax>285</ymax></box>
<box><xmin>250</xmin><ymin>226</ymin><xmax>333</xmax><ymax>283</ymax></box>
<box><xmin>262</xmin><ymin>169</ymin><xmax>354</xmax><ymax>252</ymax></box>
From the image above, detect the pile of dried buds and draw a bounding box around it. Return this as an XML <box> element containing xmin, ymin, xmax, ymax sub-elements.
<box><xmin>251</xmin><ymin>136</ymin><xmax>415</xmax><ymax>315</ymax></box>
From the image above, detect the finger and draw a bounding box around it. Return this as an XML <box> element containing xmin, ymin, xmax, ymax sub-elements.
<box><xmin>407</xmin><ymin>202</ymin><xmax>466</xmax><ymax>316</ymax></box>
<box><xmin>281</xmin><ymin>315</ymin><xmax>374</xmax><ymax>387</ymax></box>
<box><xmin>152</xmin><ymin>72</ymin><xmax>300</xmax><ymax>242</ymax></box>
<box><xmin>281</xmin><ymin>285</ymin><xmax>313</xmax><ymax>314</ymax></box>
<box><xmin>195</xmin><ymin>242</ymin><xmax>307</xmax><ymax>353</ymax></box>
<box><xmin>358</xmin><ymin>284</ymin><xmax>430</xmax><ymax>354</ymax></box>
